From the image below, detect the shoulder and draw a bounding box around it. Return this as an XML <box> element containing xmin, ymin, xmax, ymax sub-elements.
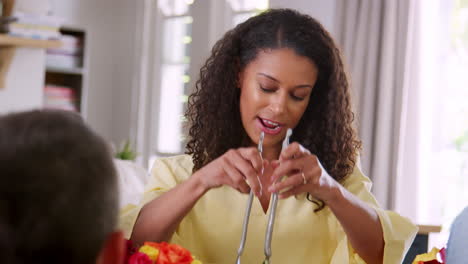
<box><xmin>150</xmin><ymin>154</ymin><xmax>194</xmax><ymax>182</ymax></box>
<box><xmin>341</xmin><ymin>164</ymin><xmax>372</xmax><ymax>192</ymax></box>
<box><xmin>338</xmin><ymin>163</ymin><xmax>382</xmax><ymax>207</ymax></box>
<box><xmin>154</xmin><ymin>154</ymin><xmax>193</xmax><ymax>169</ymax></box>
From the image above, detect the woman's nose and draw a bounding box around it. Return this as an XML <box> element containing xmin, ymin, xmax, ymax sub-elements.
<box><xmin>268</xmin><ymin>93</ymin><xmax>287</xmax><ymax>115</ymax></box>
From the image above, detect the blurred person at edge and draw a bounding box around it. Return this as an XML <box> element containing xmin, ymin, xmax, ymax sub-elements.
<box><xmin>0</xmin><ymin>110</ymin><xmax>125</xmax><ymax>264</ymax></box>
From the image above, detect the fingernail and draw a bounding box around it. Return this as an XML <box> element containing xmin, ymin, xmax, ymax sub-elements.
<box><xmin>257</xmin><ymin>175</ymin><xmax>263</xmax><ymax>196</ymax></box>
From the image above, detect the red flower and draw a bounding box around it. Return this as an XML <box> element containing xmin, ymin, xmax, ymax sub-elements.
<box><xmin>439</xmin><ymin>248</ymin><xmax>446</xmax><ymax>262</ymax></box>
<box><xmin>145</xmin><ymin>242</ymin><xmax>193</xmax><ymax>264</ymax></box>
<box><xmin>125</xmin><ymin>239</ymin><xmax>137</xmax><ymax>262</ymax></box>
<box><xmin>128</xmin><ymin>252</ymin><xmax>153</xmax><ymax>264</ymax></box>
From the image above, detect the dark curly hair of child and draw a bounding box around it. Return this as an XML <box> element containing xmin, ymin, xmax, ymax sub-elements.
<box><xmin>186</xmin><ymin>8</ymin><xmax>361</xmax><ymax>186</ymax></box>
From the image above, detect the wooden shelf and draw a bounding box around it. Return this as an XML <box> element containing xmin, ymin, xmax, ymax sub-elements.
<box><xmin>46</xmin><ymin>66</ymin><xmax>84</xmax><ymax>75</ymax></box>
<box><xmin>0</xmin><ymin>34</ymin><xmax>61</xmax><ymax>49</ymax></box>
<box><xmin>417</xmin><ymin>225</ymin><xmax>442</xmax><ymax>235</ymax></box>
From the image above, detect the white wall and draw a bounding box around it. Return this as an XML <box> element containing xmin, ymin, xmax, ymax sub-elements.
<box><xmin>270</xmin><ymin>0</ymin><xmax>337</xmax><ymax>37</ymax></box>
<box><xmin>0</xmin><ymin>49</ymin><xmax>45</xmax><ymax>113</ymax></box>
<box><xmin>50</xmin><ymin>0</ymin><xmax>137</xmax><ymax>145</ymax></box>
<box><xmin>109</xmin><ymin>0</ymin><xmax>139</xmax><ymax>147</ymax></box>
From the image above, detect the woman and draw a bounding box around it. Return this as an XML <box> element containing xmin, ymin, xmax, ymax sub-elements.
<box><xmin>120</xmin><ymin>9</ymin><xmax>417</xmax><ymax>264</ymax></box>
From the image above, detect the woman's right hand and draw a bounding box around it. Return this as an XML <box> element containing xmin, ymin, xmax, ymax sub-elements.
<box><xmin>193</xmin><ymin>147</ymin><xmax>265</xmax><ymax>197</ymax></box>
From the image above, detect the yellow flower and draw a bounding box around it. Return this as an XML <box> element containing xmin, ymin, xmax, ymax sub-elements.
<box><xmin>412</xmin><ymin>247</ymin><xmax>440</xmax><ymax>264</ymax></box>
<box><xmin>139</xmin><ymin>245</ymin><xmax>160</xmax><ymax>262</ymax></box>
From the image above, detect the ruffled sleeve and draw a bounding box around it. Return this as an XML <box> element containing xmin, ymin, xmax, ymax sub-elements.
<box><xmin>330</xmin><ymin>166</ymin><xmax>418</xmax><ymax>264</ymax></box>
<box><xmin>118</xmin><ymin>155</ymin><xmax>192</xmax><ymax>239</ymax></box>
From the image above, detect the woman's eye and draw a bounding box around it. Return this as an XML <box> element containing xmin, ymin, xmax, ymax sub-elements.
<box><xmin>260</xmin><ymin>86</ymin><xmax>275</xmax><ymax>93</ymax></box>
<box><xmin>290</xmin><ymin>94</ymin><xmax>305</xmax><ymax>101</ymax></box>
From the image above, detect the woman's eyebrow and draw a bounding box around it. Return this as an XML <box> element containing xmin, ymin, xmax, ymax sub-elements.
<box><xmin>257</xmin><ymin>72</ymin><xmax>280</xmax><ymax>83</ymax></box>
<box><xmin>257</xmin><ymin>73</ymin><xmax>313</xmax><ymax>89</ymax></box>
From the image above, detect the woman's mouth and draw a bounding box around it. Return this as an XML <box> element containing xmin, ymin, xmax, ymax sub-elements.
<box><xmin>256</xmin><ymin>117</ymin><xmax>283</xmax><ymax>135</ymax></box>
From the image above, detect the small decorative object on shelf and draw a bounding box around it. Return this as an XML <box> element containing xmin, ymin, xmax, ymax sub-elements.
<box><xmin>115</xmin><ymin>140</ymin><xmax>137</xmax><ymax>161</ymax></box>
<box><xmin>46</xmin><ymin>33</ymin><xmax>83</xmax><ymax>69</ymax></box>
<box><xmin>412</xmin><ymin>247</ymin><xmax>446</xmax><ymax>264</ymax></box>
<box><xmin>125</xmin><ymin>239</ymin><xmax>202</xmax><ymax>264</ymax></box>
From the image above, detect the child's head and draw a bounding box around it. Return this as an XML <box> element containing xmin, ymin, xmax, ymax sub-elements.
<box><xmin>0</xmin><ymin>110</ymin><xmax>123</xmax><ymax>264</ymax></box>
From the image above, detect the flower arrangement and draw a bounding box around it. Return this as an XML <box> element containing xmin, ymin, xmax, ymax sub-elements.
<box><xmin>412</xmin><ymin>247</ymin><xmax>446</xmax><ymax>264</ymax></box>
<box><xmin>125</xmin><ymin>240</ymin><xmax>202</xmax><ymax>264</ymax></box>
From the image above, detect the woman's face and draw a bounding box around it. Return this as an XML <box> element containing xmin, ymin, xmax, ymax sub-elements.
<box><xmin>239</xmin><ymin>48</ymin><xmax>319</xmax><ymax>151</ymax></box>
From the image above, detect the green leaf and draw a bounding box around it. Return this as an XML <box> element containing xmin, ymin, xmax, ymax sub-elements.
<box><xmin>115</xmin><ymin>140</ymin><xmax>137</xmax><ymax>161</ymax></box>
<box><xmin>454</xmin><ymin>130</ymin><xmax>468</xmax><ymax>151</ymax></box>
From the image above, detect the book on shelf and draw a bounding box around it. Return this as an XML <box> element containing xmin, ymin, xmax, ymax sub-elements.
<box><xmin>1</xmin><ymin>12</ymin><xmax>63</xmax><ymax>40</ymax></box>
<box><xmin>46</xmin><ymin>53</ymin><xmax>81</xmax><ymax>69</ymax></box>
<box><xmin>46</xmin><ymin>34</ymin><xmax>83</xmax><ymax>69</ymax></box>
<box><xmin>44</xmin><ymin>85</ymin><xmax>78</xmax><ymax>112</ymax></box>
<box><xmin>48</xmin><ymin>34</ymin><xmax>82</xmax><ymax>54</ymax></box>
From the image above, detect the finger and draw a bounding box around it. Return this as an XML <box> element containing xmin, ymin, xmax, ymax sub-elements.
<box><xmin>280</xmin><ymin>142</ymin><xmax>310</xmax><ymax>160</ymax></box>
<box><xmin>222</xmin><ymin>159</ymin><xmax>250</xmax><ymax>193</ymax></box>
<box><xmin>278</xmin><ymin>184</ymin><xmax>309</xmax><ymax>199</ymax></box>
<box><xmin>270</xmin><ymin>156</ymin><xmax>308</xmax><ymax>183</ymax></box>
<box><xmin>270</xmin><ymin>160</ymin><xmax>280</xmax><ymax>170</ymax></box>
<box><xmin>238</xmin><ymin>147</ymin><xmax>264</xmax><ymax>175</ymax></box>
<box><xmin>228</xmin><ymin>150</ymin><xmax>261</xmax><ymax>196</ymax></box>
<box><xmin>257</xmin><ymin>159</ymin><xmax>269</xmax><ymax>195</ymax></box>
<box><xmin>268</xmin><ymin>171</ymin><xmax>303</xmax><ymax>193</ymax></box>
<box><xmin>239</xmin><ymin>148</ymin><xmax>268</xmax><ymax>197</ymax></box>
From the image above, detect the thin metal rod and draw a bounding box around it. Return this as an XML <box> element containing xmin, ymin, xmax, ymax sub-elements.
<box><xmin>263</xmin><ymin>128</ymin><xmax>292</xmax><ymax>264</ymax></box>
<box><xmin>235</xmin><ymin>190</ymin><xmax>254</xmax><ymax>264</ymax></box>
<box><xmin>236</xmin><ymin>131</ymin><xmax>264</xmax><ymax>264</ymax></box>
<box><xmin>263</xmin><ymin>192</ymin><xmax>278</xmax><ymax>260</ymax></box>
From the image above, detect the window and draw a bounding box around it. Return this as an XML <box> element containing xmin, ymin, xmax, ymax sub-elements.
<box><xmin>227</xmin><ymin>0</ymin><xmax>269</xmax><ymax>26</ymax></box>
<box><xmin>416</xmin><ymin>0</ymin><xmax>468</xmax><ymax>247</ymax></box>
<box><xmin>155</xmin><ymin>0</ymin><xmax>193</xmax><ymax>154</ymax></box>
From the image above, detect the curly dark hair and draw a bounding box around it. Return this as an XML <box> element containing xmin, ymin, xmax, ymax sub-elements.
<box><xmin>186</xmin><ymin>9</ymin><xmax>361</xmax><ymax>186</ymax></box>
<box><xmin>0</xmin><ymin>110</ymin><xmax>118</xmax><ymax>264</ymax></box>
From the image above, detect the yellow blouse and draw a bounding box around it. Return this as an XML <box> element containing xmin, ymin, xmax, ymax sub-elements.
<box><xmin>119</xmin><ymin>155</ymin><xmax>417</xmax><ymax>264</ymax></box>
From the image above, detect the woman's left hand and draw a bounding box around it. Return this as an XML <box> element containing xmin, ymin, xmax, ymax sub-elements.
<box><xmin>267</xmin><ymin>142</ymin><xmax>340</xmax><ymax>202</ymax></box>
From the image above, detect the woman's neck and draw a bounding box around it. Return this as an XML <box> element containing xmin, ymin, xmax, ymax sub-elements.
<box><xmin>261</xmin><ymin>145</ymin><xmax>281</xmax><ymax>161</ymax></box>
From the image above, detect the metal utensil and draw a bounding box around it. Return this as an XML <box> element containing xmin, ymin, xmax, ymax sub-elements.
<box><xmin>263</xmin><ymin>128</ymin><xmax>292</xmax><ymax>264</ymax></box>
<box><xmin>236</xmin><ymin>131</ymin><xmax>264</xmax><ymax>264</ymax></box>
